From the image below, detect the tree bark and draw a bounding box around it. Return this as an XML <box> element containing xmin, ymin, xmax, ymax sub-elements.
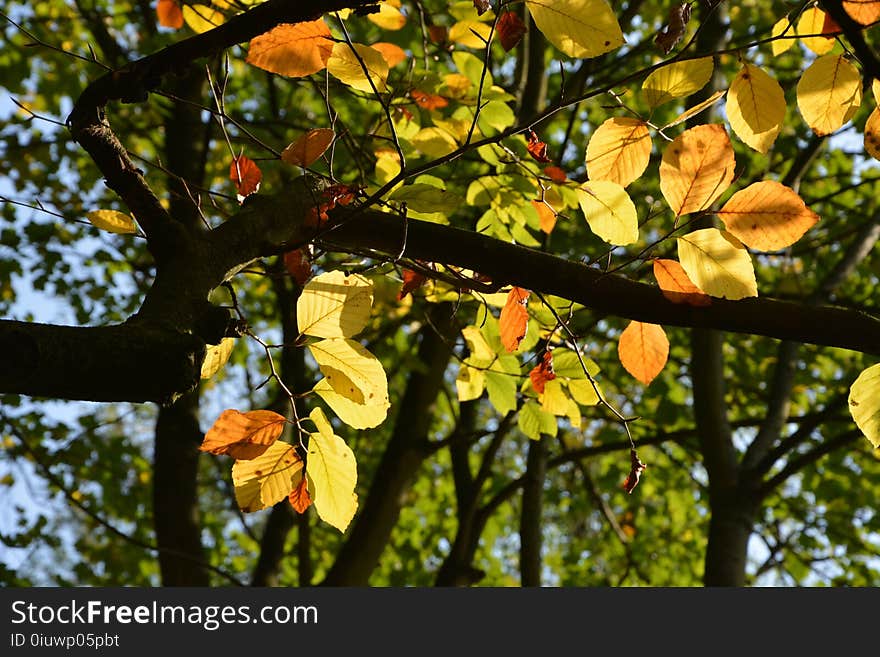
<box><xmin>519</xmin><ymin>436</ymin><xmax>547</xmax><ymax>586</ymax></box>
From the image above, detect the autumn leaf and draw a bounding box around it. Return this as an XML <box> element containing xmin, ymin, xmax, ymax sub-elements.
<box><xmin>306</xmin><ymin>408</ymin><xmax>358</xmax><ymax>532</ymax></box>
<box><xmin>371</xmin><ymin>42</ymin><xmax>407</xmax><ymax>68</ymax></box>
<box><xmin>308</xmin><ymin>338</ymin><xmax>389</xmax><ymax>407</ymax></box>
<box><xmin>618</xmin><ymin>321</ymin><xmax>669</xmax><ymax>385</ymax></box>
<box><xmin>200</xmin><ymin>409</ymin><xmax>287</xmax><ymax>460</ymax></box>
<box><xmin>500</xmin><ymin>287</ymin><xmax>530</xmax><ymax>352</ymax></box>
<box><xmin>843</xmin><ymin>0</ymin><xmax>880</xmax><ymax>25</ymax></box>
<box><xmin>662</xmin><ymin>90</ymin><xmax>726</xmax><ymax>129</ymax></box>
<box><xmin>232</xmin><ymin>441</ymin><xmax>303</xmax><ymax>513</ymax></box>
<box><xmin>770</xmin><ymin>16</ymin><xmax>795</xmax><ymax>56</ymax></box>
<box><xmin>797</xmin><ymin>54</ymin><xmax>862</xmax><ymax>136</ymax></box>
<box><xmin>156</xmin><ymin>0</ymin><xmax>183</xmax><ymax>29</ymax></box>
<box><xmin>283</xmin><ymin>249</ymin><xmax>312</xmax><ymax>286</ymax></box>
<box><xmin>456</xmin><ymin>364</ymin><xmax>486</xmax><ymax>402</ymax></box>
<box><xmin>529</xmin><ymin>350</ymin><xmax>557</xmax><ymax>394</ymax></box>
<box><xmin>229</xmin><ymin>154</ymin><xmax>262</xmax><ymax>199</ymax></box>
<box><xmin>849</xmin><ymin>363</ymin><xmax>880</xmax><ymax>448</ymax></box>
<box><xmin>288</xmin><ymin>476</ymin><xmax>312</xmax><ymax>513</ymax></box>
<box><xmin>368</xmin><ymin>0</ymin><xmax>407</xmax><ymax>30</ymax></box>
<box><xmin>411</xmin><ymin>89</ymin><xmax>449</xmax><ymax>111</ymax></box>
<box><xmin>577</xmin><ymin>180</ymin><xmax>639</xmax><ymax>246</ymax></box>
<box><xmin>642</xmin><ymin>57</ymin><xmax>713</xmax><ymax>108</ymax></box>
<box><xmin>473</xmin><ymin>0</ymin><xmax>492</xmax><ymax>15</ymax></box>
<box><xmin>526</xmin><ymin>130</ymin><xmax>552</xmax><ymax>163</ymax></box>
<box><xmin>659</xmin><ymin>124</ymin><xmax>735</xmax><ymax>217</ymax></box>
<box><xmin>652</xmin><ymin>259</ymin><xmax>711</xmax><ymax>307</ymax></box>
<box><xmin>398</xmin><ymin>269</ymin><xmax>427</xmax><ymax>300</ymax></box>
<box><xmin>865</xmin><ymin>107</ymin><xmax>880</xmax><ymax>161</ymax></box>
<box><xmin>726</xmin><ymin>63</ymin><xmax>786</xmax><ymax>154</ymax></box>
<box><xmin>716</xmin><ymin>181</ymin><xmax>820</xmax><ymax>251</ymax></box>
<box><xmin>796</xmin><ymin>6</ymin><xmax>835</xmax><ymax>55</ymax></box>
<box><xmin>585</xmin><ymin>117</ymin><xmax>652</xmax><ymax>188</ymax></box>
<box><xmin>281</xmin><ymin>128</ymin><xmax>335</xmax><ymax>167</ymax></box>
<box><xmin>246</xmin><ymin>20</ymin><xmax>333</xmax><ymax>77</ymax></box>
<box><xmin>86</xmin><ymin>210</ymin><xmax>139</xmax><ymax>235</ymax></box>
<box><xmin>182</xmin><ymin>4</ymin><xmax>224</xmax><ymax>33</ymax></box>
<box><xmin>296</xmin><ymin>270</ymin><xmax>373</xmax><ymax>339</ymax></box>
<box><xmin>496</xmin><ymin>11</ymin><xmax>527</xmax><ymax>51</ymax></box>
<box><xmin>622</xmin><ymin>449</ymin><xmax>647</xmax><ymax>494</ymax></box>
<box><xmin>677</xmin><ymin>228</ymin><xmax>758</xmax><ymax>300</ymax></box>
<box><xmin>532</xmin><ymin>199</ymin><xmax>558</xmax><ymax>234</ymax></box>
<box><xmin>327</xmin><ymin>42</ymin><xmax>389</xmax><ymax>93</ymax></box>
<box><xmin>201</xmin><ymin>338</ymin><xmax>236</xmax><ymax>380</ymax></box>
<box><xmin>449</xmin><ymin>20</ymin><xmax>493</xmax><ymax>49</ymax></box>
<box><xmin>654</xmin><ymin>2</ymin><xmax>692</xmax><ymax>54</ymax></box>
<box><xmin>543</xmin><ymin>166</ymin><xmax>567</xmax><ymax>183</ymax></box>
<box><xmin>526</xmin><ymin>0</ymin><xmax>623</xmax><ymax>58</ymax></box>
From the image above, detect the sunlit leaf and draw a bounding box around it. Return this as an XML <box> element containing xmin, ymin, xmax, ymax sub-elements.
<box><xmin>201</xmin><ymin>409</ymin><xmax>287</xmax><ymax>460</ymax></box>
<box><xmin>182</xmin><ymin>4</ymin><xmax>225</xmax><ymax>33</ymax></box>
<box><xmin>232</xmin><ymin>441</ymin><xmax>303</xmax><ymax>512</ymax></box>
<box><xmin>843</xmin><ymin>0</ymin><xmax>880</xmax><ymax>25</ymax></box>
<box><xmin>659</xmin><ymin>124</ymin><xmax>735</xmax><ymax>217</ymax></box>
<box><xmin>390</xmin><ymin>184</ymin><xmax>462</xmax><ymax>213</ymax></box>
<box><xmin>308</xmin><ymin>338</ymin><xmax>388</xmax><ymax>407</ymax></box>
<box><xmin>313</xmin><ymin>377</ymin><xmax>390</xmax><ymax>430</ymax></box>
<box><xmin>518</xmin><ymin>400</ymin><xmax>557</xmax><ymax>440</ymax></box>
<box><xmin>540</xmin><ymin>378</ymin><xmax>570</xmax><ymax>416</ymax></box>
<box><xmin>677</xmin><ymin>228</ymin><xmax>758</xmax><ymax>300</ymax></box>
<box><xmin>456</xmin><ymin>364</ymin><xmax>486</xmax><ymax>401</ymax></box>
<box><xmin>662</xmin><ymin>90</ymin><xmax>726</xmax><ymax>129</ymax></box>
<box><xmin>449</xmin><ymin>20</ymin><xmax>493</xmax><ymax>49</ymax></box>
<box><xmin>200</xmin><ymin>338</ymin><xmax>235</xmax><ymax>380</ymax></box>
<box><xmin>288</xmin><ymin>476</ymin><xmax>312</xmax><ymax>513</ymax></box>
<box><xmin>797</xmin><ymin>54</ymin><xmax>862</xmax><ymax>136</ymax></box>
<box><xmin>577</xmin><ymin>180</ymin><xmax>639</xmax><ymax>246</ymax></box>
<box><xmin>726</xmin><ymin>63</ymin><xmax>786</xmax><ymax>153</ymax></box>
<box><xmin>281</xmin><ymin>128</ymin><xmax>335</xmax><ymax>167</ymax></box>
<box><xmin>246</xmin><ymin>20</ymin><xmax>333</xmax><ymax>77</ymax></box>
<box><xmin>368</xmin><ymin>0</ymin><xmax>407</xmax><ymax>30</ymax></box>
<box><xmin>410</xmin><ymin>89</ymin><xmax>449</xmax><ymax>111</ymax></box>
<box><xmin>156</xmin><ymin>0</ymin><xmax>184</xmax><ymax>29</ymax></box>
<box><xmin>284</xmin><ymin>249</ymin><xmax>312</xmax><ymax>286</ymax></box>
<box><xmin>529</xmin><ymin>350</ymin><xmax>556</xmax><ymax>394</ymax></box>
<box><xmin>770</xmin><ymin>16</ymin><xmax>795</xmax><ymax>56</ymax></box>
<box><xmin>307</xmin><ymin>408</ymin><xmax>358</xmax><ymax>532</ymax></box>
<box><xmin>296</xmin><ymin>270</ymin><xmax>373</xmax><ymax>339</ymax></box>
<box><xmin>397</xmin><ymin>269</ymin><xmax>427</xmax><ymax>300</ymax></box>
<box><xmin>585</xmin><ymin>117</ymin><xmax>652</xmax><ymax>188</ymax></box>
<box><xmin>411</xmin><ymin>127</ymin><xmax>459</xmax><ymax>158</ymax></box>
<box><xmin>865</xmin><ymin>107</ymin><xmax>880</xmax><ymax>161</ymax></box>
<box><xmin>642</xmin><ymin>57</ymin><xmax>713</xmax><ymax>108</ymax></box>
<box><xmin>86</xmin><ymin>210</ymin><xmax>138</xmax><ymax>235</ymax></box>
<box><xmin>499</xmin><ymin>287</ymin><xmax>530</xmax><ymax>352</ymax></box>
<box><xmin>327</xmin><ymin>42</ymin><xmax>389</xmax><ymax>93</ymax></box>
<box><xmin>229</xmin><ymin>155</ymin><xmax>262</xmax><ymax>199</ymax></box>
<box><xmin>497</xmin><ymin>11</ymin><xmax>527</xmax><ymax>51</ymax></box>
<box><xmin>526</xmin><ymin>130</ymin><xmax>552</xmax><ymax>162</ymax></box>
<box><xmin>653</xmin><ymin>259</ymin><xmax>711</xmax><ymax>307</ymax></box>
<box><xmin>371</xmin><ymin>42</ymin><xmax>408</xmax><ymax>68</ymax></box>
<box><xmin>849</xmin><ymin>363</ymin><xmax>880</xmax><ymax>448</ymax></box>
<box><xmin>796</xmin><ymin>6</ymin><xmax>835</xmax><ymax>55</ymax></box>
<box><xmin>526</xmin><ymin>0</ymin><xmax>623</xmax><ymax>58</ymax></box>
<box><xmin>618</xmin><ymin>321</ymin><xmax>669</xmax><ymax>385</ymax></box>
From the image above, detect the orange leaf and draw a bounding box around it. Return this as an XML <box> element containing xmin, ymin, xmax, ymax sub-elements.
<box><xmin>716</xmin><ymin>181</ymin><xmax>820</xmax><ymax>251</ymax></box>
<box><xmin>497</xmin><ymin>11</ymin><xmax>527</xmax><ymax>52</ymax></box>
<box><xmin>246</xmin><ymin>20</ymin><xmax>333</xmax><ymax>77</ymax></box>
<box><xmin>585</xmin><ymin>117</ymin><xmax>652</xmax><ymax>188</ymax></box>
<box><xmin>229</xmin><ymin>155</ymin><xmax>262</xmax><ymax>199</ymax></box>
<box><xmin>659</xmin><ymin>124</ymin><xmax>735</xmax><ymax>217</ymax></box>
<box><xmin>529</xmin><ymin>350</ymin><xmax>556</xmax><ymax>394</ymax></box>
<box><xmin>200</xmin><ymin>409</ymin><xmax>287</xmax><ymax>460</ymax></box>
<box><xmin>543</xmin><ymin>166</ymin><xmax>567</xmax><ymax>183</ymax></box>
<box><xmin>531</xmin><ymin>199</ymin><xmax>557</xmax><ymax>234</ymax></box>
<box><xmin>500</xmin><ymin>287</ymin><xmax>530</xmax><ymax>352</ymax></box>
<box><xmin>843</xmin><ymin>0</ymin><xmax>880</xmax><ymax>25</ymax></box>
<box><xmin>281</xmin><ymin>128</ymin><xmax>335</xmax><ymax>167</ymax></box>
<box><xmin>652</xmin><ymin>259</ymin><xmax>711</xmax><ymax>307</ymax></box>
<box><xmin>617</xmin><ymin>321</ymin><xmax>669</xmax><ymax>385</ymax></box>
<box><xmin>371</xmin><ymin>42</ymin><xmax>407</xmax><ymax>67</ymax></box>
<box><xmin>622</xmin><ymin>449</ymin><xmax>647</xmax><ymax>494</ymax></box>
<box><xmin>526</xmin><ymin>130</ymin><xmax>552</xmax><ymax>163</ymax></box>
<box><xmin>156</xmin><ymin>0</ymin><xmax>184</xmax><ymax>29</ymax></box>
<box><xmin>411</xmin><ymin>89</ymin><xmax>449</xmax><ymax>111</ymax></box>
<box><xmin>284</xmin><ymin>249</ymin><xmax>312</xmax><ymax>286</ymax></box>
<box><xmin>398</xmin><ymin>269</ymin><xmax>427</xmax><ymax>300</ymax></box>
<box><xmin>288</xmin><ymin>476</ymin><xmax>312</xmax><ymax>513</ymax></box>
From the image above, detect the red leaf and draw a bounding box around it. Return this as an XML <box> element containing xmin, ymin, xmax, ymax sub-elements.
<box><xmin>229</xmin><ymin>155</ymin><xmax>262</xmax><ymax>200</ymax></box>
<box><xmin>500</xmin><ymin>287</ymin><xmax>530</xmax><ymax>352</ymax></box>
<box><xmin>496</xmin><ymin>11</ymin><xmax>527</xmax><ymax>51</ymax></box>
<box><xmin>529</xmin><ymin>350</ymin><xmax>556</xmax><ymax>394</ymax></box>
<box><xmin>398</xmin><ymin>269</ymin><xmax>427</xmax><ymax>300</ymax></box>
<box><xmin>411</xmin><ymin>89</ymin><xmax>449</xmax><ymax>111</ymax></box>
<box><xmin>654</xmin><ymin>2</ymin><xmax>692</xmax><ymax>54</ymax></box>
<box><xmin>473</xmin><ymin>0</ymin><xmax>492</xmax><ymax>16</ymax></box>
<box><xmin>305</xmin><ymin>183</ymin><xmax>358</xmax><ymax>227</ymax></box>
<box><xmin>622</xmin><ymin>449</ymin><xmax>647</xmax><ymax>494</ymax></box>
<box><xmin>288</xmin><ymin>476</ymin><xmax>312</xmax><ymax>513</ymax></box>
<box><xmin>526</xmin><ymin>130</ymin><xmax>552</xmax><ymax>163</ymax></box>
<box><xmin>284</xmin><ymin>249</ymin><xmax>312</xmax><ymax>286</ymax></box>
<box><xmin>156</xmin><ymin>0</ymin><xmax>184</xmax><ymax>29</ymax></box>
<box><xmin>543</xmin><ymin>166</ymin><xmax>567</xmax><ymax>183</ymax></box>
<box><xmin>428</xmin><ymin>25</ymin><xmax>448</xmax><ymax>44</ymax></box>
<box><xmin>822</xmin><ymin>13</ymin><xmax>843</xmax><ymax>35</ymax></box>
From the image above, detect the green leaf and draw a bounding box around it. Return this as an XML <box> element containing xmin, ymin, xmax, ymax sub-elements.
<box><xmin>485</xmin><ymin>369</ymin><xmax>518</xmax><ymax>415</ymax></box>
<box><xmin>390</xmin><ymin>184</ymin><xmax>463</xmax><ymax>213</ymax></box>
<box><xmin>518</xmin><ymin>400</ymin><xmax>557</xmax><ymax>440</ymax></box>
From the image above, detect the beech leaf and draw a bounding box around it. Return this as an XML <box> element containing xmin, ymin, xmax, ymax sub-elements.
<box><xmin>499</xmin><ymin>287</ymin><xmax>530</xmax><ymax>352</ymax></box>
<box><xmin>281</xmin><ymin>128</ymin><xmax>335</xmax><ymax>167</ymax></box>
<box><xmin>617</xmin><ymin>321</ymin><xmax>669</xmax><ymax>385</ymax></box>
<box><xmin>201</xmin><ymin>409</ymin><xmax>287</xmax><ymax>460</ymax></box>
<box><xmin>232</xmin><ymin>441</ymin><xmax>303</xmax><ymax>513</ymax></box>
<box><xmin>246</xmin><ymin>20</ymin><xmax>333</xmax><ymax>77</ymax></box>
<box><xmin>659</xmin><ymin>124</ymin><xmax>735</xmax><ymax>217</ymax></box>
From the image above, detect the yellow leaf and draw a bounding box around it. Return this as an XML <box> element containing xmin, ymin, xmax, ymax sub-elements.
<box><xmin>307</xmin><ymin>408</ymin><xmax>358</xmax><ymax>532</ymax></box>
<box><xmin>200</xmin><ymin>337</ymin><xmax>235</xmax><ymax>379</ymax></box>
<box><xmin>567</xmin><ymin>379</ymin><xmax>600</xmax><ymax>406</ymax></box>
<box><xmin>411</xmin><ymin>127</ymin><xmax>459</xmax><ymax>158</ymax></box>
<box><xmin>182</xmin><ymin>4</ymin><xmax>225</xmax><ymax>33</ymax></box>
<box><xmin>296</xmin><ymin>270</ymin><xmax>373</xmax><ymax>339</ymax></box>
<box><xmin>327</xmin><ymin>42</ymin><xmax>389</xmax><ymax>93</ymax></box>
<box><xmin>662</xmin><ymin>90</ymin><xmax>726</xmax><ymax>129</ymax></box>
<box><xmin>313</xmin><ymin>377</ymin><xmax>389</xmax><ymax>430</ymax></box>
<box><xmin>642</xmin><ymin>57</ymin><xmax>714</xmax><ymax>108</ymax></box>
<box><xmin>849</xmin><ymin>363</ymin><xmax>880</xmax><ymax>448</ymax></box>
<box><xmin>717</xmin><ymin>181</ymin><xmax>819</xmax><ymax>251</ymax></box>
<box><xmin>770</xmin><ymin>16</ymin><xmax>795</xmax><ymax>56</ymax></box>
<box><xmin>525</xmin><ymin>0</ymin><xmax>623</xmax><ymax>58</ymax></box>
<box><xmin>874</xmin><ymin>78</ymin><xmax>880</xmax><ymax>105</ymax></box>
<box><xmin>462</xmin><ymin>325</ymin><xmax>495</xmax><ymax>366</ymax></box>
<box><xmin>456</xmin><ymin>364</ymin><xmax>486</xmax><ymax>401</ymax></box>
<box><xmin>232</xmin><ymin>441</ymin><xmax>303</xmax><ymax>513</ymax></box>
<box><xmin>577</xmin><ymin>180</ymin><xmax>639</xmax><ymax>246</ymax></box>
<box><xmin>726</xmin><ymin>63</ymin><xmax>786</xmax><ymax>153</ymax></box>
<box><xmin>843</xmin><ymin>0</ymin><xmax>880</xmax><ymax>25</ymax></box>
<box><xmin>659</xmin><ymin>124</ymin><xmax>735</xmax><ymax>217</ymax></box>
<box><xmin>796</xmin><ymin>6</ymin><xmax>835</xmax><ymax>55</ymax></box>
<box><xmin>864</xmin><ymin>107</ymin><xmax>880</xmax><ymax>161</ymax></box>
<box><xmin>797</xmin><ymin>54</ymin><xmax>862</xmax><ymax>136</ymax></box>
<box><xmin>585</xmin><ymin>117</ymin><xmax>652</xmax><ymax>188</ymax></box>
<box><xmin>200</xmin><ymin>409</ymin><xmax>287</xmax><ymax>460</ymax></box>
<box><xmin>449</xmin><ymin>20</ymin><xmax>493</xmax><ymax>49</ymax></box>
<box><xmin>617</xmin><ymin>321</ymin><xmax>669</xmax><ymax>385</ymax></box>
<box><xmin>86</xmin><ymin>210</ymin><xmax>139</xmax><ymax>235</ymax></box>
<box><xmin>677</xmin><ymin>228</ymin><xmax>757</xmax><ymax>300</ymax></box>
<box><xmin>281</xmin><ymin>128</ymin><xmax>335</xmax><ymax>167</ymax></box>
<box><xmin>246</xmin><ymin>20</ymin><xmax>333</xmax><ymax>77</ymax></box>
<box><xmin>308</xmin><ymin>338</ymin><xmax>389</xmax><ymax>406</ymax></box>
<box><xmin>367</xmin><ymin>0</ymin><xmax>407</xmax><ymax>30</ymax></box>
<box><xmin>540</xmin><ymin>378</ymin><xmax>570</xmax><ymax>416</ymax></box>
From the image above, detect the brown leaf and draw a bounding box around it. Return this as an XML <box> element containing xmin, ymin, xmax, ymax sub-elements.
<box><xmin>496</xmin><ymin>11</ymin><xmax>527</xmax><ymax>52</ymax></box>
<box><xmin>281</xmin><ymin>128</ymin><xmax>335</xmax><ymax>167</ymax></box>
<box><xmin>411</xmin><ymin>89</ymin><xmax>449</xmax><ymax>111</ymax></box>
<box><xmin>288</xmin><ymin>476</ymin><xmax>312</xmax><ymax>513</ymax></box>
<box><xmin>229</xmin><ymin>154</ymin><xmax>262</xmax><ymax>199</ymax></box>
<box><xmin>473</xmin><ymin>0</ymin><xmax>492</xmax><ymax>16</ymax></box>
<box><xmin>654</xmin><ymin>2</ymin><xmax>692</xmax><ymax>54</ymax></box>
<box><xmin>529</xmin><ymin>350</ymin><xmax>556</xmax><ymax>394</ymax></box>
<box><xmin>284</xmin><ymin>249</ymin><xmax>312</xmax><ymax>286</ymax></box>
<box><xmin>500</xmin><ymin>287</ymin><xmax>530</xmax><ymax>352</ymax></box>
<box><xmin>200</xmin><ymin>409</ymin><xmax>287</xmax><ymax>460</ymax></box>
<box><xmin>428</xmin><ymin>24</ymin><xmax>448</xmax><ymax>44</ymax></box>
<box><xmin>543</xmin><ymin>166</ymin><xmax>567</xmax><ymax>184</ymax></box>
<box><xmin>653</xmin><ymin>258</ymin><xmax>711</xmax><ymax>307</ymax></box>
<box><xmin>622</xmin><ymin>449</ymin><xmax>647</xmax><ymax>494</ymax></box>
<box><xmin>821</xmin><ymin>12</ymin><xmax>843</xmax><ymax>34</ymax></box>
<box><xmin>526</xmin><ymin>130</ymin><xmax>552</xmax><ymax>163</ymax></box>
<box><xmin>398</xmin><ymin>269</ymin><xmax>427</xmax><ymax>300</ymax></box>
<box><xmin>156</xmin><ymin>0</ymin><xmax>184</xmax><ymax>29</ymax></box>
